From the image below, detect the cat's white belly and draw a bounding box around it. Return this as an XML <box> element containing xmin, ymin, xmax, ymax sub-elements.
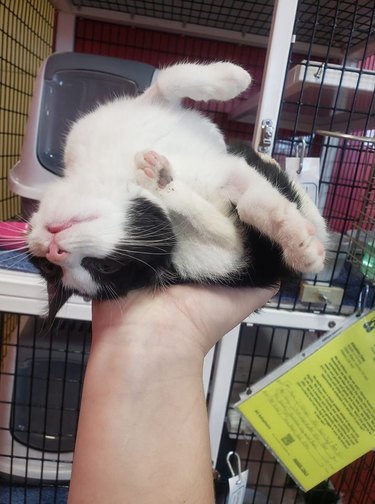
<box><xmin>172</xmin><ymin>238</ymin><xmax>246</xmax><ymax>281</ymax></box>
<box><xmin>65</xmin><ymin>98</ymin><xmax>229</xmax><ymax>193</ymax></box>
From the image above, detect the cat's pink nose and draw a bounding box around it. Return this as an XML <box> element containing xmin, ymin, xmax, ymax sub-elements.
<box><xmin>46</xmin><ymin>241</ymin><xmax>68</xmax><ymax>265</ymax></box>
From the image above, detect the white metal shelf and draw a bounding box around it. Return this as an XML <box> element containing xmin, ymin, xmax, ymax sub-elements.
<box><xmin>0</xmin><ymin>268</ymin><xmax>91</xmax><ymax>320</ymax></box>
<box><xmin>231</xmin><ymin>61</ymin><xmax>375</xmax><ymax>132</ymax></box>
<box><xmin>0</xmin><ymin>268</ymin><xmax>347</xmax><ymax>328</ymax></box>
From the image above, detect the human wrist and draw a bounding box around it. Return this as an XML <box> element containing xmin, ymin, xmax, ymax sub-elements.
<box><xmin>91</xmin><ymin>317</ymin><xmax>205</xmax><ymax>383</ymax></box>
<box><xmin>91</xmin><ymin>295</ymin><xmax>209</xmax><ymax>359</ymax></box>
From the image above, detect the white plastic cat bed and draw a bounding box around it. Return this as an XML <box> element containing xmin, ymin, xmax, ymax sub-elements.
<box><xmin>8</xmin><ymin>52</ymin><xmax>157</xmax><ymax>215</ymax></box>
<box><xmin>231</xmin><ymin>60</ymin><xmax>375</xmax><ymax>132</ymax></box>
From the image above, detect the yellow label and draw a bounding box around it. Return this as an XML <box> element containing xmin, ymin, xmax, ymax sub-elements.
<box><xmin>236</xmin><ymin>311</ymin><xmax>375</xmax><ymax>491</ymax></box>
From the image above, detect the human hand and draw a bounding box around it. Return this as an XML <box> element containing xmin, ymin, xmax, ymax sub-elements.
<box><xmin>92</xmin><ymin>284</ymin><xmax>277</xmax><ymax>358</ymax></box>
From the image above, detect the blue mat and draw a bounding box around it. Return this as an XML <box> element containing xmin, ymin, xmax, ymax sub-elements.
<box><xmin>0</xmin><ymin>485</ymin><xmax>69</xmax><ymax>504</ymax></box>
<box><xmin>0</xmin><ymin>250</ymin><xmax>37</xmax><ymax>273</ymax></box>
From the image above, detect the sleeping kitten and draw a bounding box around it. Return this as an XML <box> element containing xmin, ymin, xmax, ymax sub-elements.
<box><xmin>28</xmin><ymin>61</ymin><xmax>327</xmax><ymax>322</ymax></box>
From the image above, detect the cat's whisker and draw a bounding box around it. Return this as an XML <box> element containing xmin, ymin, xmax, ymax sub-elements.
<box><xmin>102</xmin><ymin>282</ymin><xmax>123</xmax><ymax>315</ymax></box>
<box><xmin>154</xmin><ymin>270</ymin><xmax>174</xmax><ymax>291</ymax></box>
<box><xmin>115</xmin><ymin>250</ymin><xmax>159</xmax><ymax>275</ymax></box>
<box><xmin>0</xmin><ymin>239</ymin><xmax>28</xmax><ymax>247</ymax></box>
<box><xmin>116</xmin><ymin>238</ymin><xmax>176</xmax><ymax>247</ymax></box>
<box><xmin>9</xmin><ymin>252</ymin><xmax>34</xmax><ymax>268</ymax></box>
<box><xmin>8</xmin><ymin>214</ymin><xmax>30</xmax><ymax>224</ymax></box>
<box><xmin>107</xmin><ymin>219</ymin><xmax>184</xmax><ymax>242</ymax></box>
<box><xmin>127</xmin><ymin>229</ymin><xmax>174</xmax><ymax>241</ymax></box>
<box><xmin>62</xmin><ymin>220</ymin><xmax>191</xmax><ymax>252</ymax></box>
<box><xmin>128</xmin><ymin>217</ymin><xmax>190</xmax><ymax>237</ymax></box>
<box><xmin>0</xmin><ymin>225</ymin><xmax>28</xmax><ymax>233</ymax></box>
<box><xmin>2</xmin><ymin>252</ymin><xmax>32</xmax><ymax>270</ymax></box>
<box><xmin>120</xmin><ymin>225</ymin><xmax>184</xmax><ymax>242</ymax></box>
<box><xmin>0</xmin><ymin>248</ymin><xmax>28</xmax><ymax>257</ymax></box>
<box><xmin>128</xmin><ymin>216</ymin><xmax>185</xmax><ymax>235</ymax></box>
<box><xmin>64</xmin><ymin>235</ymin><xmax>179</xmax><ymax>253</ymax></box>
<box><xmin>0</xmin><ymin>246</ymin><xmax>29</xmax><ymax>257</ymax></box>
<box><xmin>66</xmin><ymin>232</ymin><xmax>178</xmax><ymax>249</ymax></box>
<box><xmin>116</xmin><ymin>237</ymin><xmax>195</xmax><ymax>250</ymax></box>
<box><xmin>0</xmin><ymin>228</ymin><xmax>30</xmax><ymax>242</ymax></box>
<box><xmin>127</xmin><ymin>234</ymin><xmax>177</xmax><ymax>244</ymax></box>
<box><xmin>113</xmin><ymin>242</ymin><xmax>170</xmax><ymax>254</ymax></box>
<box><xmin>0</xmin><ymin>219</ymin><xmax>27</xmax><ymax>228</ymax></box>
<box><xmin>107</xmin><ymin>283</ymin><xmax>121</xmax><ymax>305</ymax></box>
<box><xmin>0</xmin><ymin>243</ymin><xmax>28</xmax><ymax>250</ymax></box>
<box><xmin>113</xmin><ymin>247</ymin><xmax>172</xmax><ymax>257</ymax></box>
<box><xmin>0</xmin><ymin>225</ymin><xmax>28</xmax><ymax>234</ymax></box>
<box><xmin>120</xmin><ymin>241</ymin><xmax>178</xmax><ymax>250</ymax></box>
<box><xmin>120</xmin><ymin>235</ymin><xmax>176</xmax><ymax>243</ymax></box>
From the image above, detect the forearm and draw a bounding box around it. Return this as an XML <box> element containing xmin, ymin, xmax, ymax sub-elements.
<box><xmin>68</xmin><ymin>329</ymin><xmax>214</xmax><ymax>504</ymax></box>
<box><xmin>67</xmin><ymin>285</ymin><xmax>276</xmax><ymax>503</ymax></box>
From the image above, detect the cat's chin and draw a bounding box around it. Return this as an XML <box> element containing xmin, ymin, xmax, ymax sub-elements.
<box><xmin>62</xmin><ymin>269</ymin><xmax>99</xmax><ymax>298</ymax></box>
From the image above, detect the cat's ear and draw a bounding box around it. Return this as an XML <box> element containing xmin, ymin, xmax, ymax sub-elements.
<box><xmin>44</xmin><ymin>281</ymin><xmax>73</xmax><ymax>328</ymax></box>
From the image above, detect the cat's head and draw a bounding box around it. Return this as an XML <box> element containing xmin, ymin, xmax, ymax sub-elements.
<box><xmin>28</xmin><ymin>178</ymin><xmax>175</xmax><ymax>324</ymax></box>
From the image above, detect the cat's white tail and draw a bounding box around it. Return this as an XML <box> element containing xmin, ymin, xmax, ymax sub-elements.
<box><xmin>144</xmin><ymin>62</ymin><xmax>251</xmax><ymax>103</ymax></box>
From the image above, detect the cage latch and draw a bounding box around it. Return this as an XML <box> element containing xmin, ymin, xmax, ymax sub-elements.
<box><xmin>258</xmin><ymin>119</ymin><xmax>274</xmax><ymax>153</ymax></box>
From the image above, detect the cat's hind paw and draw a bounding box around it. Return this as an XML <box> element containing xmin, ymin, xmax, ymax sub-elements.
<box><xmin>279</xmin><ymin>219</ymin><xmax>326</xmax><ymax>273</ymax></box>
<box><xmin>135</xmin><ymin>150</ymin><xmax>173</xmax><ymax>192</ymax></box>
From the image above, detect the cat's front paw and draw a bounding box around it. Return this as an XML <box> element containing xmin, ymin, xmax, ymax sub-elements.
<box><xmin>279</xmin><ymin>219</ymin><xmax>325</xmax><ymax>273</ymax></box>
<box><xmin>135</xmin><ymin>150</ymin><xmax>173</xmax><ymax>192</ymax></box>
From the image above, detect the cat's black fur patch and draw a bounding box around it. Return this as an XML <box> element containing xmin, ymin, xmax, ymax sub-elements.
<box><xmin>82</xmin><ymin>197</ymin><xmax>176</xmax><ymax>299</ymax></box>
<box><xmin>228</xmin><ymin>142</ymin><xmax>302</xmax><ymax>208</ymax></box>
<box><xmin>30</xmin><ymin>256</ymin><xmax>62</xmax><ymax>283</ymax></box>
<box><xmin>234</xmin><ymin>223</ymin><xmax>294</xmax><ymax>287</ymax></box>
<box><xmin>29</xmin><ymin>256</ymin><xmax>73</xmax><ymax>327</ymax></box>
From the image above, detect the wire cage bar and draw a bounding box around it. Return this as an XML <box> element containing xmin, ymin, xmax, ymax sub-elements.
<box><xmin>0</xmin><ymin>0</ymin><xmax>54</xmax><ymax>221</ymax></box>
<box><xmin>0</xmin><ymin>312</ymin><xmax>90</xmax><ymax>502</ymax></box>
<box><xmin>347</xmin><ymin>148</ymin><xmax>375</xmax><ymax>283</ymax></box>
<box><xmin>222</xmin><ymin>321</ymin><xmax>375</xmax><ymax>504</ymax></box>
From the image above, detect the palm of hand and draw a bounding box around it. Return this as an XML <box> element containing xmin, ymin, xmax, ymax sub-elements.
<box><xmin>92</xmin><ymin>284</ymin><xmax>277</xmax><ymax>357</ymax></box>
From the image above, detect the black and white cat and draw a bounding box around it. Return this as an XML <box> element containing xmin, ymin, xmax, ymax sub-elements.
<box><xmin>28</xmin><ymin>61</ymin><xmax>327</xmax><ymax>321</ymax></box>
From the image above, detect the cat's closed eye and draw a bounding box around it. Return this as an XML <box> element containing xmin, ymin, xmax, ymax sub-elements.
<box><xmin>81</xmin><ymin>257</ymin><xmax>123</xmax><ymax>276</ymax></box>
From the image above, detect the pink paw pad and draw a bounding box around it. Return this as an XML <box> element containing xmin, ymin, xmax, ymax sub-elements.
<box><xmin>136</xmin><ymin>150</ymin><xmax>173</xmax><ymax>189</ymax></box>
<box><xmin>140</xmin><ymin>151</ymin><xmax>161</xmax><ymax>180</ymax></box>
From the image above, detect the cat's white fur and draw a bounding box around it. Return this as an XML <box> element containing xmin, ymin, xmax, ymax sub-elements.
<box><xmin>28</xmin><ymin>62</ymin><xmax>327</xmax><ymax>296</ymax></box>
